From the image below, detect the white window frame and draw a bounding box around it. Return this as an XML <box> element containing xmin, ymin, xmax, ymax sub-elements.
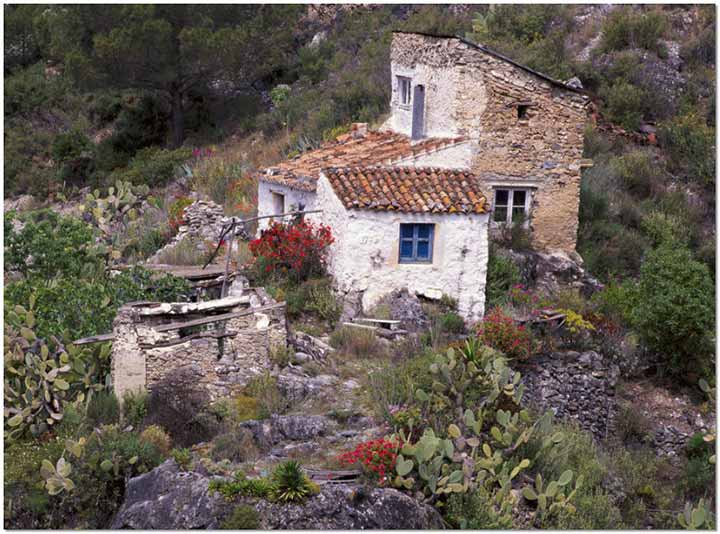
<box><xmin>397</xmin><ymin>76</ymin><xmax>411</xmax><ymax>106</ymax></box>
<box><xmin>492</xmin><ymin>187</ymin><xmax>532</xmax><ymax>226</ymax></box>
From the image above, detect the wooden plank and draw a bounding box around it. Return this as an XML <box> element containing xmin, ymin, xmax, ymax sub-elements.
<box><xmin>342</xmin><ymin>322</ymin><xmax>378</xmax><ymax>331</ymax></box>
<box><xmin>72</xmin><ymin>332</ymin><xmax>116</xmax><ymax>345</ymax></box>
<box><xmin>139</xmin><ymin>330</ymin><xmax>238</xmax><ymax>349</ymax></box>
<box><xmin>154</xmin><ymin>302</ymin><xmax>285</xmax><ymax>332</ymax></box>
<box><xmin>355</xmin><ymin>318</ymin><xmax>401</xmax><ymax>330</ymax></box>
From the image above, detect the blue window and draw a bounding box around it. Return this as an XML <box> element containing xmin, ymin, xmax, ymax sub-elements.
<box><xmin>399</xmin><ymin>223</ymin><xmax>434</xmax><ymax>263</ymax></box>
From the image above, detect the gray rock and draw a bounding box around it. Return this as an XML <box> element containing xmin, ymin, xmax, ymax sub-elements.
<box><xmin>255</xmin><ymin>484</ymin><xmax>444</xmax><ymax>529</ymax></box>
<box><xmin>111</xmin><ymin>460</ymin><xmax>232</xmax><ymax>529</ymax></box>
<box><xmin>292</xmin><ymin>351</ymin><xmax>311</xmax><ymax>364</ymax></box>
<box><xmin>240</xmin><ymin>414</ymin><xmax>336</xmax><ymax>448</ymax></box>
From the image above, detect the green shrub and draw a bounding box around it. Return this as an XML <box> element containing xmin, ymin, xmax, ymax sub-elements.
<box><xmin>88</xmin><ymin>92</ymin><xmax>124</xmax><ymax>125</ymax></box>
<box><xmin>615</xmin><ymin>402</ymin><xmax>653</xmax><ymax>444</ymax></box>
<box><xmin>599</xmin><ymin>7</ymin><xmax>668</xmax><ymax>54</ymax></box>
<box><xmin>683</xmin><ymin>455</ymin><xmax>715</xmax><ymax>496</ymax></box>
<box><xmin>244</xmin><ymin>373</ymin><xmax>287</xmax><ymax>419</ymax></box>
<box><xmin>285</xmin><ymin>278</ymin><xmax>341</xmax><ymax>325</ymax></box>
<box><xmin>86</xmin><ymin>391</ymin><xmax>120</xmax><ymax>428</ymax></box>
<box><xmin>632</xmin><ymin>245</ymin><xmax>714</xmax><ymax>376</ymax></box>
<box><xmin>139</xmin><ymin>425</ymin><xmax>172</xmax><ymax>456</ymax></box>
<box><xmin>591</xmin><ymin>280</ymin><xmax>638</xmax><ymax>326</ymax></box>
<box><xmin>439</xmin><ymin>311</ymin><xmax>466</xmax><ymax>334</ymax></box>
<box><xmin>122</xmin><ymin>390</ymin><xmax>148</xmax><ymax>427</ymax></box>
<box><xmin>170</xmin><ymin>447</ymin><xmax>192</xmax><ymax>470</ymax></box>
<box><xmin>110</xmin><ymin>146</ymin><xmax>192</xmax><ymax>187</ymax></box>
<box><xmin>549</xmin><ymin>489</ymin><xmax>624</xmax><ymax>529</ymax></box>
<box><xmin>445</xmin><ymin>485</ymin><xmax>513</xmax><ymax>529</ymax></box>
<box><xmin>329</xmin><ymin>326</ymin><xmax>386</xmax><ymax>359</ymax></box>
<box><xmin>211</xmin><ymin>428</ymin><xmax>258</xmax><ymax>463</ymax></box>
<box><xmin>640</xmin><ymin>211</ymin><xmax>689</xmax><ymax>247</ymax></box>
<box><xmin>96</xmin><ymin>94</ymin><xmax>169</xmax><ymax>171</ymax></box>
<box><xmin>485</xmin><ymin>249</ymin><xmax>522</xmax><ymax>309</ymax></box>
<box><xmin>220</xmin><ymin>505</ymin><xmax>260</xmax><ymax>529</ymax></box>
<box><xmin>658</xmin><ymin>112</ymin><xmax>715</xmax><ymax>187</ymax></box>
<box><xmin>612</xmin><ymin>151</ymin><xmax>659</xmax><ymax>199</ymax></box>
<box><xmin>4</xmin><ymin>209</ymin><xmax>103</xmax><ymax>282</ymax></box>
<box><xmin>600</xmin><ymin>81</ymin><xmax>647</xmax><ymax>131</ymax></box>
<box><xmin>51</xmin><ymin>129</ymin><xmax>93</xmax><ymax>164</ymax></box>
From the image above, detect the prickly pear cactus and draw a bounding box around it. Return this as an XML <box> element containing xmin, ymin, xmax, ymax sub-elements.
<box><xmin>4</xmin><ymin>300</ymin><xmax>112</xmax><ymax>440</ymax></box>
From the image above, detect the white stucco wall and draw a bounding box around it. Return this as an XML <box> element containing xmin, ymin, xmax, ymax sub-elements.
<box><xmin>392</xmin><ymin>141</ymin><xmax>476</xmax><ymax>170</ymax></box>
<box><xmin>388</xmin><ymin>63</ymin><xmax>462</xmax><ymax>139</ymax></box>
<box><xmin>257</xmin><ymin>180</ymin><xmax>317</xmax><ymax>233</ymax></box>
<box><xmin>311</xmin><ymin>174</ymin><xmax>489</xmax><ymax>322</ymax></box>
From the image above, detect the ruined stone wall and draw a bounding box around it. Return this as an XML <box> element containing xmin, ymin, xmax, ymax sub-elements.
<box><xmin>111</xmin><ymin>296</ymin><xmax>287</xmax><ymax>403</ymax></box>
<box><xmin>390</xmin><ymin>33</ymin><xmax>590</xmax><ymax>252</ymax></box>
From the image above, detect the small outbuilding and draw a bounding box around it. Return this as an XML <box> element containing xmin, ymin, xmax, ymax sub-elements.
<box><xmin>307</xmin><ymin>166</ymin><xmax>489</xmax><ymax>321</ymax></box>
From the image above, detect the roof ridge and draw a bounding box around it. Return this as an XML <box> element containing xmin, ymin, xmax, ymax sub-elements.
<box><xmin>391</xmin><ymin>30</ymin><xmax>589</xmax><ymax>96</ymax></box>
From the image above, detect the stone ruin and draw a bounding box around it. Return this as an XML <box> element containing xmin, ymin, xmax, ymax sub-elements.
<box><xmin>111</xmin><ymin>287</ymin><xmax>286</xmax><ymax>404</ymax></box>
<box><xmin>148</xmin><ymin>199</ymin><xmax>247</xmax><ymax>264</ymax></box>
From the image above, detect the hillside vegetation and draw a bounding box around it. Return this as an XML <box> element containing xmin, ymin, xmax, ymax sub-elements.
<box><xmin>4</xmin><ymin>4</ymin><xmax>716</xmax><ymax>530</ymax></box>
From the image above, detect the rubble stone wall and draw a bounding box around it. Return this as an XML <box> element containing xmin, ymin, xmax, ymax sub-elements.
<box><xmin>111</xmin><ymin>296</ymin><xmax>287</xmax><ymax>402</ymax></box>
<box><xmin>521</xmin><ymin>350</ymin><xmax>619</xmax><ymax>440</ymax></box>
<box><xmin>149</xmin><ymin>200</ymin><xmax>242</xmax><ymax>262</ymax></box>
<box><xmin>390</xmin><ymin>33</ymin><xmax>590</xmax><ymax>252</ymax></box>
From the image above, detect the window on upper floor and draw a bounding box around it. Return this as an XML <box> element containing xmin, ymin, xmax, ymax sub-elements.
<box><xmin>398</xmin><ymin>76</ymin><xmax>411</xmax><ymax>105</ymax></box>
<box><xmin>399</xmin><ymin>223</ymin><xmax>434</xmax><ymax>263</ymax></box>
<box><xmin>517</xmin><ymin>104</ymin><xmax>530</xmax><ymax>120</ymax></box>
<box><xmin>493</xmin><ymin>188</ymin><xmax>531</xmax><ymax>225</ymax></box>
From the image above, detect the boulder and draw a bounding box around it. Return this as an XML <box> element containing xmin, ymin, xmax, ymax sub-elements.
<box><xmin>111</xmin><ymin>460</ymin><xmax>232</xmax><ymax>529</ymax></box>
<box><xmin>374</xmin><ymin>288</ymin><xmax>430</xmax><ymax>332</ymax></box>
<box><xmin>240</xmin><ymin>414</ymin><xmax>337</xmax><ymax>449</ymax></box>
<box><xmin>500</xmin><ymin>248</ymin><xmax>602</xmax><ymax>298</ymax></box>
<box><xmin>112</xmin><ymin>461</ymin><xmax>443</xmax><ymax>530</ymax></box>
<box><xmin>255</xmin><ymin>484</ymin><xmax>444</xmax><ymax>529</ymax></box>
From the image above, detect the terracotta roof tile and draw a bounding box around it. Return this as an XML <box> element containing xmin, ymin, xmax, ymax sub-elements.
<box><xmin>259</xmin><ymin>130</ymin><xmax>468</xmax><ymax>191</ymax></box>
<box><xmin>323</xmin><ymin>167</ymin><xmax>488</xmax><ymax>215</ymax></box>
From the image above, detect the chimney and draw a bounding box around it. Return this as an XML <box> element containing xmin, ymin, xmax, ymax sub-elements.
<box><xmin>351</xmin><ymin>122</ymin><xmax>368</xmax><ymax>138</ymax></box>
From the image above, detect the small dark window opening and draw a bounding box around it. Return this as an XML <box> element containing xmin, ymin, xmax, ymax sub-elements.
<box><xmin>517</xmin><ymin>105</ymin><xmax>530</xmax><ymax>120</ymax></box>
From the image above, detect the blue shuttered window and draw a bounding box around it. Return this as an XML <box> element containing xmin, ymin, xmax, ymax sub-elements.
<box><xmin>399</xmin><ymin>223</ymin><xmax>434</xmax><ymax>263</ymax></box>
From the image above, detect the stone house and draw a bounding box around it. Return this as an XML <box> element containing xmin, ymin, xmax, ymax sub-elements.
<box><xmin>309</xmin><ymin>166</ymin><xmax>489</xmax><ymax>321</ymax></box>
<box><xmin>255</xmin><ymin>31</ymin><xmax>590</xmax><ymax>319</ymax></box>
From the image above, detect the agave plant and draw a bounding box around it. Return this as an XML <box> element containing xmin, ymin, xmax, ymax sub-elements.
<box><xmin>270</xmin><ymin>461</ymin><xmax>318</xmax><ymax>502</ymax></box>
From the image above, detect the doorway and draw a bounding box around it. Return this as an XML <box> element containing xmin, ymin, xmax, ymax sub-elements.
<box><xmin>411</xmin><ymin>84</ymin><xmax>425</xmax><ymax>140</ymax></box>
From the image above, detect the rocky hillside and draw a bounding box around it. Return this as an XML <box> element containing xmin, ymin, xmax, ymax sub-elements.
<box><xmin>3</xmin><ymin>4</ymin><xmax>716</xmax><ymax>531</ymax></box>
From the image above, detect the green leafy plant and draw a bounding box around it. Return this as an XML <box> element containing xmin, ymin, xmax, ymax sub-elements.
<box><xmin>139</xmin><ymin>425</ymin><xmax>172</xmax><ymax>456</ymax></box>
<box><xmin>677</xmin><ymin>498</ymin><xmax>713</xmax><ymax>529</ymax></box>
<box><xmin>522</xmin><ymin>470</ymin><xmax>584</xmax><ymax>521</ymax></box>
<box><xmin>170</xmin><ymin>447</ymin><xmax>192</xmax><ymax>470</ymax></box>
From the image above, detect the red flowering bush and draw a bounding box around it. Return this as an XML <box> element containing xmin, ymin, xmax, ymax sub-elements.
<box><xmin>168</xmin><ymin>196</ymin><xmax>194</xmax><ymax>234</ymax></box>
<box><xmin>249</xmin><ymin>220</ymin><xmax>334</xmax><ymax>282</ymax></box>
<box><xmin>477</xmin><ymin>307</ymin><xmax>534</xmax><ymax>361</ymax></box>
<box><xmin>338</xmin><ymin>438</ymin><xmax>399</xmax><ymax>486</ymax></box>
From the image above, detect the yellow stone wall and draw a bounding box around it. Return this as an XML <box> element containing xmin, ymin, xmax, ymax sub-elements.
<box><xmin>391</xmin><ymin>33</ymin><xmax>590</xmax><ymax>252</ymax></box>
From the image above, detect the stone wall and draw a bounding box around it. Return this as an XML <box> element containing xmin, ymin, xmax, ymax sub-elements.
<box><xmin>521</xmin><ymin>350</ymin><xmax>619</xmax><ymax>440</ymax></box>
<box><xmin>149</xmin><ymin>200</ymin><xmax>244</xmax><ymax>262</ymax></box>
<box><xmin>310</xmin><ymin>173</ymin><xmax>490</xmax><ymax>321</ymax></box>
<box><xmin>111</xmin><ymin>292</ymin><xmax>287</xmax><ymax>403</ymax></box>
<box><xmin>389</xmin><ymin>33</ymin><xmax>590</xmax><ymax>253</ymax></box>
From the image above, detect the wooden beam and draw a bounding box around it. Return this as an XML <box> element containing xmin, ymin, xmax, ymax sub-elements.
<box><xmin>153</xmin><ymin>302</ymin><xmax>285</xmax><ymax>332</ymax></box>
<box><xmin>72</xmin><ymin>332</ymin><xmax>116</xmax><ymax>345</ymax></box>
